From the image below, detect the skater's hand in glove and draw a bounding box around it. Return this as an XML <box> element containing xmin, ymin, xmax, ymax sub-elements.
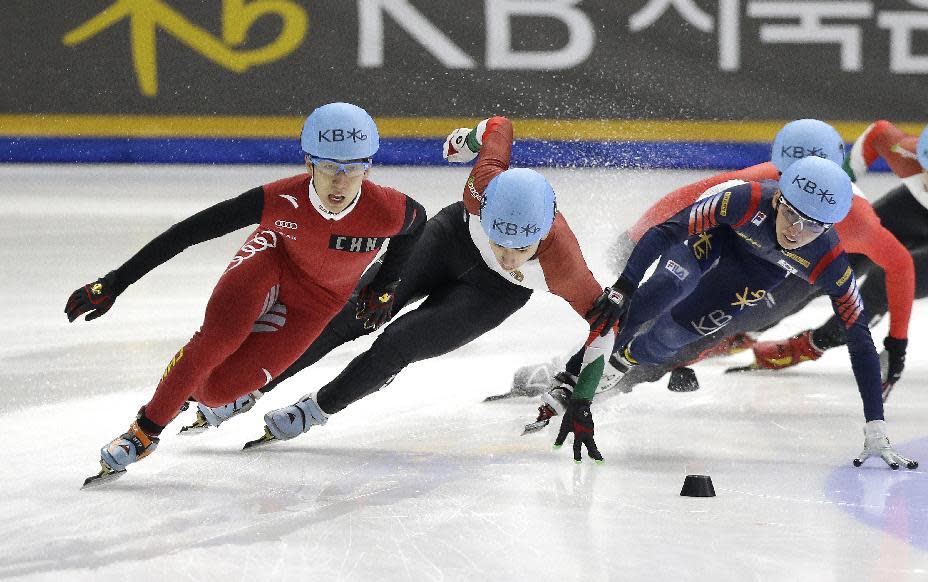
<box><xmin>65</xmin><ymin>271</ymin><xmax>119</xmax><ymax>322</ymax></box>
<box><xmin>854</xmin><ymin>420</ymin><xmax>918</xmax><ymax>470</ymax></box>
<box><xmin>442</xmin><ymin>121</ymin><xmax>485</xmax><ymax>163</ymax></box>
<box><xmin>554</xmin><ymin>398</ymin><xmax>604</xmax><ymax>464</ymax></box>
<box><xmin>356</xmin><ymin>281</ymin><xmax>399</xmax><ymax>330</ymax></box>
<box><xmin>881</xmin><ymin>336</ymin><xmax>907</xmax><ymax>401</ymax></box>
<box><xmin>586</xmin><ymin>285</ymin><xmax>629</xmax><ymax>337</ymax></box>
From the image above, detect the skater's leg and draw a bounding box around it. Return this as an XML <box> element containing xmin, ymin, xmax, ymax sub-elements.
<box><xmin>317</xmin><ymin>281</ymin><xmax>532</xmax><ymax>414</ymax></box>
<box><xmin>259</xmin><ymin>203</ymin><xmax>464</xmax><ymax>394</ymax></box>
<box><xmin>194</xmin><ymin>278</ymin><xmax>347</xmax><ymax>407</ymax></box>
<box><xmin>96</xmin><ymin>232</ymin><xmax>285</xmax><ymax>474</ymax></box>
<box><xmin>144</xmin><ymin>234</ymin><xmax>284</xmax><ymax>427</ymax></box>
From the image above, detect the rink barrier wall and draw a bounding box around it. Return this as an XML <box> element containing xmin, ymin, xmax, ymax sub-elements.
<box><xmin>3</xmin><ymin>116</ymin><xmax>916</xmax><ymax>169</ymax></box>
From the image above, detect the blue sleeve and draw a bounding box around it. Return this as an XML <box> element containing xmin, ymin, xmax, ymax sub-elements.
<box><xmin>815</xmin><ymin>254</ymin><xmax>884</xmax><ymax>421</ymax></box>
<box><xmin>620</xmin><ymin>183</ymin><xmax>760</xmax><ymax>286</ymax></box>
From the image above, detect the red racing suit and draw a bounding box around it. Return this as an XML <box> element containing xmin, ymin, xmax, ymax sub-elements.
<box><xmin>145</xmin><ymin>175</ymin><xmax>422</xmax><ymax>426</ymax></box>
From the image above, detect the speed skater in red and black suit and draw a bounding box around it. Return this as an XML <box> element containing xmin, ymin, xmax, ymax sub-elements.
<box><xmin>67</xmin><ymin>103</ymin><xmax>427</xmax><ymax>486</ymax></box>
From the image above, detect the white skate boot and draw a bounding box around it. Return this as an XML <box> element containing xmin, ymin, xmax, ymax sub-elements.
<box><xmin>242</xmin><ymin>393</ymin><xmax>329</xmax><ymax>450</ymax></box>
<box><xmin>178</xmin><ymin>390</ymin><xmax>264</xmax><ymax>435</ymax></box>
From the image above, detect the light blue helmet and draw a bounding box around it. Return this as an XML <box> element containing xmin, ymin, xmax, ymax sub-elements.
<box><xmin>480</xmin><ymin>168</ymin><xmax>556</xmax><ymax>248</ymax></box>
<box><xmin>918</xmin><ymin>124</ymin><xmax>928</xmax><ymax>170</ymax></box>
<box><xmin>300</xmin><ymin>102</ymin><xmax>379</xmax><ymax>160</ymax></box>
<box><xmin>771</xmin><ymin>119</ymin><xmax>846</xmax><ymax>173</ymax></box>
<box><xmin>779</xmin><ymin>156</ymin><xmax>852</xmax><ymax>224</ymax></box>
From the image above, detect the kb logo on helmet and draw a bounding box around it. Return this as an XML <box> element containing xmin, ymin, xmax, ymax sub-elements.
<box><xmin>791</xmin><ymin>175</ymin><xmax>836</xmax><ymax>205</ymax></box>
<box><xmin>492</xmin><ymin>219</ymin><xmax>540</xmax><ymax>236</ymax></box>
<box><xmin>318</xmin><ymin>128</ymin><xmax>369</xmax><ymax>143</ymax></box>
<box><xmin>781</xmin><ymin>145</ymin><xmax>825</xmax><ymax>160</ymax></box>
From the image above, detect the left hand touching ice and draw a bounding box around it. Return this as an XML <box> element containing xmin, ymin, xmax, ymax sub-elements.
<box><xmin>853</xmin><ymin>420</ymin><xmax>918</xmax><ymax>470</ymax></box>
<box><xmin>554</xmin><ymin>398</ymin><xmax>604</xmax><ymax>464</ymax></box>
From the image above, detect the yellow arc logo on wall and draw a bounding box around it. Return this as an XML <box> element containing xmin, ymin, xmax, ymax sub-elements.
<box><xmin>63</xmin><ymin>0</ymin><xmax>308</xmax><ymax>97</ymax></box>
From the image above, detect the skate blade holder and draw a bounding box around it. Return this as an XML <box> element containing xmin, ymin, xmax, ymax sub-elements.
<box><xmin>81</xmin><ymin>462</ymin><xmax>127</xmax><ymax>489</ymax></box>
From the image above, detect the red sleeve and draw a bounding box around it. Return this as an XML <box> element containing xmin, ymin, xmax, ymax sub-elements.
<box><xmin>537</xmin><ymin>213</ymin><xmax>602</xmax><ymax>318</ymax></box>
<box><xmin>834</xmin><ymin>196</ymin><xmax>914</xmax><ymax>339</ymax></box>
<box><xmin>463</xmin><ymin>117</ymin><xmax>512</xmax><ymax>215</ymax></box>
<box><xmin>857</xmin><ymin>120</ymin><xmax>922</xmax><ymax>179</ymax></box>
<box><xmin>627</xmin><ymin>162</ymin><xmax>779</xmax><ymax>241</ymax></box>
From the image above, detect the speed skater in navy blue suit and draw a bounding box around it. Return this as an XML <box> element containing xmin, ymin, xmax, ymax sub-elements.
<box><xmin>533</xmin><ymin>156</ymin><xmax>917</xmax><ymax>470</ymax></box>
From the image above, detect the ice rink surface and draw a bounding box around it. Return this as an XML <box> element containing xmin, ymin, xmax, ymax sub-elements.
<box><xmin>1</xmin><ymin>164</ymin><xmax>926</xmax><ymax>581</ymax></box>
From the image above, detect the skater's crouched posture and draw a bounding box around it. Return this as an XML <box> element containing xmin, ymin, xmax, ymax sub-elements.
<box><xmin>530</xmin><ymin>119</ymin><xmax>915</xmax><ymax>401</ymax></box>
<box><xmin>733</xmin><ymin>121</ymin><xmax>928</xmax><ymax>400</ymax></box>
<box><xmin>537</xmin><ymin>156</ymin><xmax>917</xmax><ymax>470</ymax></box>
<box><xmin>221</xmin><ymin>116</ymin><xmax>620</xmax><ymax>463</ymax></box>
<box><xmin>66</xmin><ymin>103</ymin><xmax>426</xmax><ymax>486</ymax></box>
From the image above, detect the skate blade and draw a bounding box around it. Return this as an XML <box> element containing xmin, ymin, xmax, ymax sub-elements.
<box><xmin>724</xmin><ymin>363</ymin><xmax>763</xmax><ymax>374</ymax></box>
<box><xmin>521</xmin><ymin>418</ymin><xmax>550</xmax><ymax>436</ymax></box>
<box><xmin>242</xmin><ymin>427</ymin><xmax>277</xmax><ymax>450</ymax></box>
<box><xmin>177</xmin><ymin>423</ymin><xmax>210</xmax><ymax>436</ymax></box>
<box><xmin>81</xmin><ymin>461</ymin><xmax>126</xmax><ymax>489</ymax></box>
<box><xmin>484</xmin><ymin>392</ymin><xmax>520</xmax><ymax>402</ymax></box>
<box><xmin>177</xmin><ymin>411</ymin><xmax>211</xmax><ymax>436</ymax></box>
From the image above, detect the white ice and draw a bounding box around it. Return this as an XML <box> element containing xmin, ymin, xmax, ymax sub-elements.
<box><xmin>1</xmin><ymin>164</ymin><xmax>926</xmax><ymax>582</ymax></box>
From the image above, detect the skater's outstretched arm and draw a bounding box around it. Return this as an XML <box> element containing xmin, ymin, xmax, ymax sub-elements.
<box><xmin>811</xmin><ymin>249</ymin><xmax>918</xmax><ymax>470</ymax></box>
<box><xmin>65</xmin><ymin>188</ymin><xmax>263</xmax><ymax>321</ymax></box>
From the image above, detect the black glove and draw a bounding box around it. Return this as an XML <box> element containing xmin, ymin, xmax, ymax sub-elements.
<box><xmin>882</xmin><ymin>336</ymin><xmax>907</xmax><ymax>402</ymax></box>
<box><xmin>65</xmin><ymin>271</ymin><xmax>119</xmax><ymax>322</ymax></box>
<box><xmin>554</xmin><ymin>398</ymin><xmax>604</xmax><ymax>463</ymax></box>
<box><xmin>356</xmin><ymin>281</ymin><xmax>400</xmax><ymax>330</ymax></box>
<box><xmin>585</xmin><ymin>285</ymin><xmax>630</xmax><ymax>337</ymax></box>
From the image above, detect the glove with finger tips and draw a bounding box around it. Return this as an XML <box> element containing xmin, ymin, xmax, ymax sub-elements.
<box><xmin>853</xmin><ymin>420</ymin><xmax>918</xmax><ymax>470</ymax></box>
<box><xmin>442</xmin><ymin>128</ymin><xmax>479</xmax><ymax>163</ymax></box>
<box><xmin>554</xmin><ymin>399</ymin><xmax>603</xmax><ymax>464</ymax></box>
<box><xmin>356</xmin><ymin>281</ymin><xmax>400</xmax><ymax>331</ymax></box>
<box><xmin>442</xmin><ymin>119</ymin><xmax>487</xmax><ymax>164</ymax></box>
<box><xmin>65</xmin><ymin>271</ymin><xmax>119</xmax><ymax>322</ymax></box>
<box><xmin>586</xmin><ymin>285</ymin><xmax>631</xmax><ymax>337</ymax></box>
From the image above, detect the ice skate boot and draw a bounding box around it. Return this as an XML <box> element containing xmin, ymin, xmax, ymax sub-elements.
<box><xmin>242</xmin><ymin>393</ymin><xmax>328</xmax><ymax>450</ymax></box>
<box><xmin>726</xmin><ymin>330</ymin><xmax>822</xmax><ymax>373</ymax></box>
<box><xmin>485</xmin><ymin>357</ymin><xmax>566</xmax><ymax>401</ymax></box>
<box><xmin>178</xmin><ymin>390</ymin><xmax>263</xmax><ymax>435</ymax></box>
<box><xmin>83</xmin><ymin>417</ymin><xmax>160</xmax><ymax>488</ymax></box>
<box><xmin>521</xmin><ymin>371</ymin><xmax>578</xmax><ymax>435</ymax></box>
<box><xmin>597</xmin><ymin>346</ymin><xmax>637</xmax><ymax>392</ymax></box>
